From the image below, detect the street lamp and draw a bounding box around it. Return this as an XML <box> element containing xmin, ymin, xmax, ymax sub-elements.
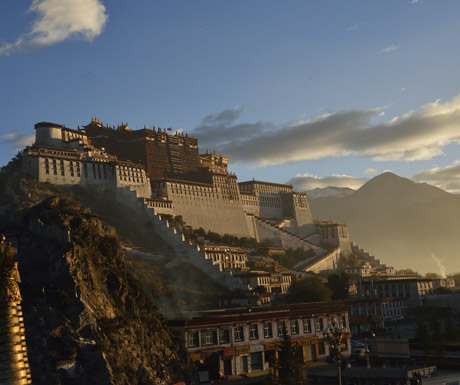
<box><xmin>323</xmin><ymin>318</ymin><xmax>349</xmax><ymax>385</ymax></box>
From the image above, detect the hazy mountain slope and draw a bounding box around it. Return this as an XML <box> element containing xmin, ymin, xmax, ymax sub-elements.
<box><xmin>306</xmin><ymin>186</ymin><xmax>355</xmax><ymax>199</ymax></box>
<box><xmin>309</xmin><ymin>172</ymin><xmax>460</xmax><ymax>274</ymax></box>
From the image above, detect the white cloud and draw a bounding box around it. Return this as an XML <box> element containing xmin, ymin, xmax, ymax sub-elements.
<box><xmin>382</xmin><ymin>44</ymin><xmax>400</xmax><ymax>54</ymax></box>
<box><xmin>2</xmin><ymin>133</ymin><xmax>35</xmax><ymax>150</ymax></box>
<box><xmin>0</xmin><ymin>0</ymin><xmax>108</xmax><ymax>56</ymax></box>
<box><xmin>411</xmin><ymin>0</ymin><xmax>421</xmax><ymax>3</ymax></box>
<box><xmin>286</xmin><ymin>174</ymin><xmax>368</xmax><ymax>191</ymax></box>
<box><xmin>0</xmin><ymin>132</ymin><xmax>15</xmax><ymax>139</ymax></box>
<box><xmin>345</xmin><ymin>22</ymin><xmax>363</xmax><ymax>32</ymax></box>
<box><xmin>365</xmin><ymin>168</ymin><xmax>378</xmax><ymax>175</ymax></box>
<box><xmin>412</xmin><ymin>161</ymin><xmax>460</xmax><ymax>193</ymax></box>
<box><xmin>194</xmin><ymin>94</ymin><xmax>460</xmax><ymax>166</ymax></box>
<box><xmin>400</xmin><ymin>85</ymin><xmax>413</xmax><ymax>92</ymax></box>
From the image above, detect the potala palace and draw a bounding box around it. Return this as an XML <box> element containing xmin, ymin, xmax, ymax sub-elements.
<box><xmin>22</xmin><ymin>118</ymin><xmax>353</xmax><ymax>273</ymax></box>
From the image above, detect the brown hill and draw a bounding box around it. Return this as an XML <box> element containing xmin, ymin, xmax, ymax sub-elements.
<box><xmin>0</xmin><ymin>158</ymin><xmax>192</xmax><ymax>384</ymax></box>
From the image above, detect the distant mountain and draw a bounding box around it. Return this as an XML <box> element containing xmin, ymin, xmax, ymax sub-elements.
<box><xmin>309</xmin><ymin>172</ymin><xmax>460</xmax><ymax>274</ymax></box>
<box><xmin>306</xmin><ymin>186</ymin><xmax>355</xmax><ymax>200</ymax></box>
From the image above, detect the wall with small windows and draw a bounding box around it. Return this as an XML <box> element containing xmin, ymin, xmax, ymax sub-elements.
<box><xmin>23</xmin><ymin>146</ymin><xmax>151</xmax><ymax>199</ymax></box>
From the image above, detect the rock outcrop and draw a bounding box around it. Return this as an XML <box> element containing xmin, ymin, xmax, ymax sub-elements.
<box><xmin>0</xmin><ymin>195</ymin><xmax>191</xmax><ymax>385</ymax></box>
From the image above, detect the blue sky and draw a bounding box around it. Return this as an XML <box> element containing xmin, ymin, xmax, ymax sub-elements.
<box><xmin>2</xmin><ymin>0</ymin><xmax>460</xmax><ymax>192</ymax></box>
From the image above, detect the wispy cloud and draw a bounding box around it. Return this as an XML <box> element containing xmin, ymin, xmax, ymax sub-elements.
<box><xmin>0</xmin><ymin>132</ymin><xmax>16</xmax><ymax>140</ymax></box>
<box><xmin>365</xmin><ymin>168</ymin><xmax>378</xmax><ymax>175</ymax></box>
<box><xmin>194</xmin><ymin>94</ymin><xmax>460</xmax><ymax>166</ymax></box>
<box><xmin>0</xmin><ymin>0</ymin><xmax>108</xmax><ymax>56</ymax></box>
<box><xmin>412</xmin><ymin>161</ymin><xmax>460</xmax><ymax>193</ymax></box>
<box><xmin>382</xmin><ymin>43</ymin><xmax>400</xmax><ymax>54</ymax></box>
<box><xmin>287</xmin><ymin>174</ymin><xmax>368</xmax><ymax>191</ymax></box>
<box><xmin>400</xmin><ymin>84</ymin><xmax>413</xmax><ymax>92</ymax></box>
<box><xmin>2</xmin><ymin>133</ymin><xmax>35</xmax><ymax>150</ymax></box>
<box><xmin>345</xmin><ymin>23</ymin><xmax>362</xmax><ymax>32</ymax></box>
<box><xmin>411</xmin><ymin>0</ymin><xmax>422</xmax><ymax>4</ymax></box>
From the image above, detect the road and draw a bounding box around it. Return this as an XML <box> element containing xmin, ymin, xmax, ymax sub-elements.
<box><xmin>422</xmin><ymin>370</ymin><xmax>460</xmax><ymax>385</ymax></box>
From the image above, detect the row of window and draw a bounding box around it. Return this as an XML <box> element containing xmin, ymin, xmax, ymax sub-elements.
<box><xmin>147</xmin><ymin>201</ymin><xmax>173</xmax><ymax>209</ymax></box>
<box><xmin>42</xmin><ymin>159</ymin><xmax>144</xmax><ymax>183</ymax></box>
<box><xmin>208</xmin><ymin>254</ymin><xmax>246</xmax><ymax>262</ymax></box>
<box><xmin>187</xmin><ymin>318</ymin><xmax>317</xmax><ymax>347</ymax></box>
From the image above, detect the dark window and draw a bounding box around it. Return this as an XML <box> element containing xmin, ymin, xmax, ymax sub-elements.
<box><xmin>303</xmin><ymin>318</ymin><xmax>311</xmax><ymax>333</ymax></box>
<box><xmin>263</xmin><ymin>322</ymin><xmax>273</xmax><ymax>338</ymax></box>
<box><xmin>278</xmin><ymin>321</ymin><xmax>286</xmax><ymax>336</ymax></box>
<box><xmin>187</xmin><ymin>331</ymin><xmax>199</xmax><ymax>347</ymax></box>
<box><xmin>201</xmin><ymin>329</ymin><xmax>217</xmax><ymax>346</ymax></box>
<box><xmin>235</xmin><ymin>326</ymin><xmax>244</xmax><ymax>342</ymax></box>
<box><xmin>291</xmin><ymin>320</ymin><xmax>299</xmax><ymax>335</ymax></box>
<box><xmin>219</xmin><ymin>328</ymin><xmax>231</xmax><ymax>344</ymax></box>
<box><xmin>249</xmin><ymin>324</ymin><xmax>259</xmax><ymax>340</ymax></box>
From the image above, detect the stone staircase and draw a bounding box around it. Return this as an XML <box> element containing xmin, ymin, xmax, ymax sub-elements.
<box><xmin>254</xmin><ymin>216</ymin><xmax>324</xmax><ymax>255</ymax></box>
<box><xmin>252</xmin><ymin>216</ymin><xmax>346</xmax><ymax>273</ymax></box>
<box><xmin>351</xmin><ymin>242</ymin><xmax>386</xmax><ymax>268</ymax></box>
<box><xmin>114</xmin><ymin>186</ymin><xmax>247</xmax><ymax>291</ymax></box>
<box><xmin>292</xmin><ymin>247</ymin><xmax>341</xmax><ymax>273</ymax></box>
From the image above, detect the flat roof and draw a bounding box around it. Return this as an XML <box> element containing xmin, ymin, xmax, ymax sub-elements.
<box><xmin>170</xmin><ymin>301</ymin><xmax>348</xmax><ymax>328</ymax></box>
<box><xmin>35</xmin><ymin>121</ymin><xmax>64</xmax><ymax>129</ymax></box>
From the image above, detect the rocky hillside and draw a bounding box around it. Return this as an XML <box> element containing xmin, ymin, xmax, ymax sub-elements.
<box><xmin>309</xmin><ymin>172</ymin><xmax>460</xmax><ymax>274</ymax></box>
<box><xmin>0</xmin><ymin>159</ymin><xmax>192</xmax><ymax>384</ymax></box>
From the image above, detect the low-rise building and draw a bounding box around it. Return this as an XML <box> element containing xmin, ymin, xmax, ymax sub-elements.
<box><xmin>233</xmin><ymin>270</ymin><xmax>292</xmax><ymax>294</ymax></box>
<box><xmin>345</xmin><ymin>262</ymin><xmax>373</xmax><ymax>277</ymax></box>
<box><xmin>347</xmin><ymin>298</ymin><xmax>385</xmax><ymax>336</ymax></box>
<box><xmin>171</xmin><ymin>302</ymin><xmax>350</xmax><ymax>381</ymax></box>
<box><xmin>355</xmin><ymin>277</ymin><xmax>433</xmax><ymax>307</ymax></box>
<box><xmin>203</xmin><ymin>244</ymin><xmax>248</xmax><ymax>271</ymax></box>
<box><xmin>346</xmin><ymin>298</ymin><xmax>407</xmax><ymax>336</ymax></box>
<box><xmin>432</xmin><ymin>277</ymin><xmax>455</xmax><ymax>290</ymax></box>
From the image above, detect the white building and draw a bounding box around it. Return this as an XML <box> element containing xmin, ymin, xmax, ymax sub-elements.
<box><xmin>22</xmin><ymin>122</ymin><xmax>151</xmax><ymax>199</ymax></box>
<box><xmin>171</xmin><ymin>302</ymin><xmax>350</xmax><ymax>381</ymax></box>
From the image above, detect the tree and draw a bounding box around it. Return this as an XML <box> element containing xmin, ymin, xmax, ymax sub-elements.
<box><xmin>327</xmin><ymin>273</ymin><xmax>350</xmax><ymax>300</ymax></box>
<box><xmin>450</xmin><ymin>273</ymin><xmax>460</xmax><ymax>286</ymax></box>
<box><xmin>444</xmin><ymin>315</ymin><xmax>458</xmax><ymax>341</ymax></box>
<box><xmin>285</xmin><ymin>276</ymin><xmax>332</xmax><ymax>303</ymax></box>
<box><xmin>431</xmin><ymin>317</ymin><xmax>445</xmax><ymax>357</ymax></box>
<box><xmin>396</xmin><ymin>268</ymin><xmax>420</xmax><ymax>277</ymax></box>
<box><xmin>424</xmin><ymin>272</ymin><xmax>440</xmax><ymax>279</ymax></box>
<box><xmin>272</xmin><ymin>325</ymin><xmax>303</xmax><ymax>385</ymax></box>
<box><xmin>416</xmin><ymin>320</ymin><xmax>431</xmax><ymax>357</ymax></box>
<box><xmin>433</xmin><ymin>286</ymin><xmax>453</xmax><ymax>295</ymax></box>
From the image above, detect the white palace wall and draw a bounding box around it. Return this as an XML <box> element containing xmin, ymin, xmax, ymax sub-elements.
<box><xmin>153</xmin><ymin>180</ymin><xmax>252</xmax><ymax>237</ymax></box>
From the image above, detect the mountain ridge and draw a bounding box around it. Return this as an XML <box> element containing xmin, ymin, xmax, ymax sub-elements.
<box><xmin>309</xmin><ymin>172</ymin><xmax>460</xmax><ymax>274</ymax></box>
